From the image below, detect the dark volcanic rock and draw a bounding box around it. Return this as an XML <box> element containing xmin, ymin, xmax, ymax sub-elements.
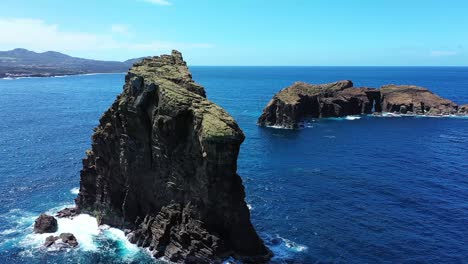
<box><xmin>320</xmin><ymin>87</ymin><xmax>381</xmax><ymax>117</ymax></box>
<box><xmin>380</xmin><ymin>84</ymin><xmax>458</xmax><ymax>115</ymax></box>
<box><xmin>34</xmin><ymin>214</ymin><xmax>58</xmax><ymax>234</ymax></box>
<box><xmin>75</xmin><ymin>50</ymin><xmax>271</xmax><ymax>263</ymax></box>
<box><xmin>258</xmin><ymin>81</ymin><xmax>465</xmax><ymax>128</ymax></box>
<box><xmin>458</xmin><ymin>104</ymin><xmax>468</xmax><ymax>114</ymax></box>
<box><xmin>257</xmin><ymin>80</ymin><xmax>381</xmax><ymax>128</ymax></box>
<box><xmin>59</xmin><ymin>233</ymin><xmax>79</xmax><ymax>247</ymax></box>
<box><xmin>43</xmin><ymin>233</ymin><xmax>79</xmax><ymax>248</ymax></box>
<box><xmin>44</xmin><ymin>235</ymin><xmax>59</xmax><ymax>247</ymax></box>
<box><xmin>56</xmin><ymin>207</ymin><xmax>80</xmax><ymax>218</ymax></box>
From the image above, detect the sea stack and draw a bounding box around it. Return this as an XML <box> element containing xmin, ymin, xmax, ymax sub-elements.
<box><xmin>75</xmin><ymin>50</ymin><xmax>271</xmax><ymax>263</ymax></box>
<box><xmin>258</xmin><ymin>81</ymin><xmax>466</xmax><ymax>128</ymax></box>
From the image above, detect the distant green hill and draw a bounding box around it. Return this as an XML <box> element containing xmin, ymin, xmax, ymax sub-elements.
<box><xmin>0</xmin><ymin>48</ymin><xmax>145</xmax><ymax>78</ymax></box>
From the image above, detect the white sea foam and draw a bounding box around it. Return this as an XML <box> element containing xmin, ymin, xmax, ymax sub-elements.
<box><xmin>0</xmin><ymin>228</ymin><xmax>17</xmax><ymax>235</ymax></box>
<box><xmin>20</xmin><ymin>214</ymin><xmax>100</xmax><ymax>251</ymax></box>
<box><xmin>373</xmin><ymin>112</ymin><xmax>468</xmax><ymax>119</ymax></box>
<box><xmin>345</xmin><ymin>115</ymin><xmax>361</xmax><ymax>120</ymax></box>
<box><xmin>70</xmin><ymin>187</ymin><xmax>80</xmax><ymax>195</ymax></box>
<box><xmin>268</xmin><ymin>235</ymin><xmax>308</xmax><ymax>261</ymax></box>
<box><xmin>266</xmin><ymin>124</ymin><xmax>294</xmax><ymax>130</ymax></box>
<box><xmin>380</xmin><ymin>112</ymin><xmax>402</xmax><ymax>117</ymax></box>
<box><xmin>101</xmin><ymin>225</ymin><xmax>140</xmax><ymax>258</ymax></box>
<box><xmin>325</xmin><ymin>116</ymin><xmax>362</xmax><ymax>121</ymax></box>
<box><xmin>0</xmin><ymin>205</ymin><xmax>146</xmax><ymax>261</ymax></box>
<box><xmin>282</xmin><ymin>237</ymin><xmax>308</xmax><ymax>252</ymax></box>
<box><xmin>247</xmin><ymin>204</ymin><xmax>253</xmax><ymax>210</ymax></box>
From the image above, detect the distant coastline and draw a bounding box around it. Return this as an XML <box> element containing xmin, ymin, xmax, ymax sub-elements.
<box><xmin>0</xmin><ymin>48</ymin><xmax>143</xmax><ymax>80</ymax></box>
<box><xmin>0</xmin><ymin>72</ymin><xmax>126</xmax><ymax>80</ymax></box>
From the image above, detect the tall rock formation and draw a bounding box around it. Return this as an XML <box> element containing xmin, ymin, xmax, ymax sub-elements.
<box><xmin>258</xmin><ymin>81</ymin><xmax>466</xmax><ymax>129</ymax></box>
<box><xmin>76</xmin><ymin>50</ymin><xmax>271</xmax><ymax>263</ymax></box>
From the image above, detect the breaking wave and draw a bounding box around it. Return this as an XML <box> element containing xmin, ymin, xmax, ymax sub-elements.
<box><xmin>265</xmin><ymin>235</ymin><xmax>308</xmax><ymax>262</ymax></box>
<box><xmin>0</xmin><ymin>206</ymin><xmax>152</xmax><ymax>262</ymax></box>
<box><xmin>345</xmin><ymin>115</ymin><xmax>361</xmax><ymax>120</ymax></box>
<box><xmin>70</xmin><ymin>187</ymin><xmax>80</xmax><ymax>195</ymax></box>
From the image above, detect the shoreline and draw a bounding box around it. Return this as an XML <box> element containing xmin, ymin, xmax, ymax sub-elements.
<box><xmin>0</xmin><ymin>72</ymin><xmax>126</xmax><ymax>80</ymax></box>
<box><xmin>262</xmin><ymin>113</ymin><xmax>468</xmax><ymax>130</ymax></box>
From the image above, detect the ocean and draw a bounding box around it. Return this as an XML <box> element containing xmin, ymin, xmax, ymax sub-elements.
<box><xmin>0</xmin><ymin>67</ymin><xmax>467</xmax><ymax>263</ymax></box>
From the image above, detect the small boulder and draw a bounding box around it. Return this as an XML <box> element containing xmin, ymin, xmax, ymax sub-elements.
<box><xmin>59</xmin><ymin>233</ymin><xmax>78</xmax><ymax>247</ymax></box>
<box><xmin>43</xmin><ymin>235</ymin><xmax>59</xmax><ymax>247</ymax></box>
<box><xmin>34</xmin><ymin>214</ymin><xmax>58</xmax><ymax>234</ymax></box>
<box><xmin>43</xmin><ymin>233</ymin><xmax>79</xmax><ymax>248</ymax></box>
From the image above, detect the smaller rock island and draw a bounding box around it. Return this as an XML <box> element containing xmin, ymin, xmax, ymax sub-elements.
<box><xmin>258</xmin><ymin>80</ymin><xmax>468</xmax><ymax>128</ymax></box>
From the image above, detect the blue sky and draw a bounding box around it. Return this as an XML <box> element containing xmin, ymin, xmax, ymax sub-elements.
<box><xmin>0</xmin><ymin>0</ymin><xmax>467</xmax><ymax>65</ymax></box>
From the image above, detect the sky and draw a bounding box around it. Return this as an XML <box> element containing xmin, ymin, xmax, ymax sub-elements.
<box><xmin>0</xmin><ymin>0</ymin><xmax>467</xmax><ymax>66</ymax></box>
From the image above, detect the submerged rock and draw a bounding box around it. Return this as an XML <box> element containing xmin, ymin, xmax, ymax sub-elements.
<box><xmin>75</xmin><ymin>50</ymin><xmax>271</xmax><ymax>263</ymax></box>
<box><xmin>258</xmin><ymin>81</ymin><xmax>466</xmax><ymax>128</ymax></box>
<box><xmin>34</xmin><ymin>214</ymin><xmax>58</xmax><ymax>234</ymax></box>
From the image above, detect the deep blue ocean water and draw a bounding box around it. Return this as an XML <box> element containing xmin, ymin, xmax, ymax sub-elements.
<box><xmin>0</xmin><ymin>67</ymin><xmax>468</xmax><ymax>263</ymax></box>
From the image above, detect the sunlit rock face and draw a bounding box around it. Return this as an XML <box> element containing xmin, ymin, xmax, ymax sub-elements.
<box><xmin>76</xmin><ymin>50</ymin><xmax>272</xmax><ymax>263</ymax></box>
<box><xmin>258</xmin><ymin>81</ymin><xmax>466</xmax><ymax>129</ymax></box>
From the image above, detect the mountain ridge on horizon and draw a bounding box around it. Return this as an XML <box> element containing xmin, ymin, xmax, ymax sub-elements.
<box><xmin>0</xmin><ymin>48</ymin><xmax>144</xmax><ymax>78</ymax></box>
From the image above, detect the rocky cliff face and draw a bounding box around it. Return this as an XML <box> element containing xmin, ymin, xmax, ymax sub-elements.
<box><xmin>257</xmin><ymin>81</ymin><xmax>381</xmax><ymax>128</ymax></box>
<box><xmin>258</xmin><ymin>81</ymin><xmax>466</xmax><ymax>129</ymax></box>
<box><xmin>380</xmin><ymin>85</ymin><xmax>458</xmax><ymax>115</ymax></box>
<box><xmin>76</xmin><ymin>50</ymin><xmax>271</xmax><ymax>263</ymax></box>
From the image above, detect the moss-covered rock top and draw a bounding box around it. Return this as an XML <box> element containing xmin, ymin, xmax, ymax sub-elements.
<box><xmin>125</xmin><ymin>50</ymin><xmax>244</xmax><ymax>142</ymax></box>
<box><xmin>129</xmin><ymin>50</ymin><xmax>206</xmax><ymax>97</ymax></box>
<box><xmin>276</xmin><ymin>80</ymin><xmax>354</xmax><ymax>104</ymax></box>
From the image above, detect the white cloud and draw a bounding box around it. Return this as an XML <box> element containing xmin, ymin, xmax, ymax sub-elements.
<box><xmin>430</xmin><ymin>50</ymin><xmax>458</xmax><ymax>57</ymax></box>
<box><xmin>0</xmin><ymin>18</ymin><xmax>109</xmax><ymax>52</ymax></box>
<box><xmin>111</xmin><ymin>24</ymin><xmax>130</xmax><ymax>36</ymax></box>
<box><xmin>142</xmin><ymin>0</ymin><xmax>172</xmax><ymax>5</ymax></box>
<box><xmin>0</xmin><ymin>18</ymin><xmax>212</xmax><ymax>57</ymax></box>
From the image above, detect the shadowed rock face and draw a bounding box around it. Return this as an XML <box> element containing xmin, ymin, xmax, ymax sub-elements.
<box><xmin>34</xmin><ymin>214</ymin><xmax>58</xmax><ymax>234</ymax></box>
<box><xmin>258</xmin><ymin>81</ymin><xmax>466</xmax><ymax>129</ymax></box>
<box><xmin>76</xmin><ymin>50</ymin><xmax>271</xmax><ymax>263</ymax></box>
<box><xmin>257</xmin><ymin>81</ymin><xmax>381</xmax><ymax>128</ymax></box>
<box><xmin>459</xmin><ymin>104</ymin><xmax>468</xmax><ymax>114</ymax></box>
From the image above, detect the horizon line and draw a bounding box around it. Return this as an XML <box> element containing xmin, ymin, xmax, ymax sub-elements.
<box><xmin>187</xmin><ymin>65</ymin><xmax>468</xmax><ymax>67</ymax></box>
